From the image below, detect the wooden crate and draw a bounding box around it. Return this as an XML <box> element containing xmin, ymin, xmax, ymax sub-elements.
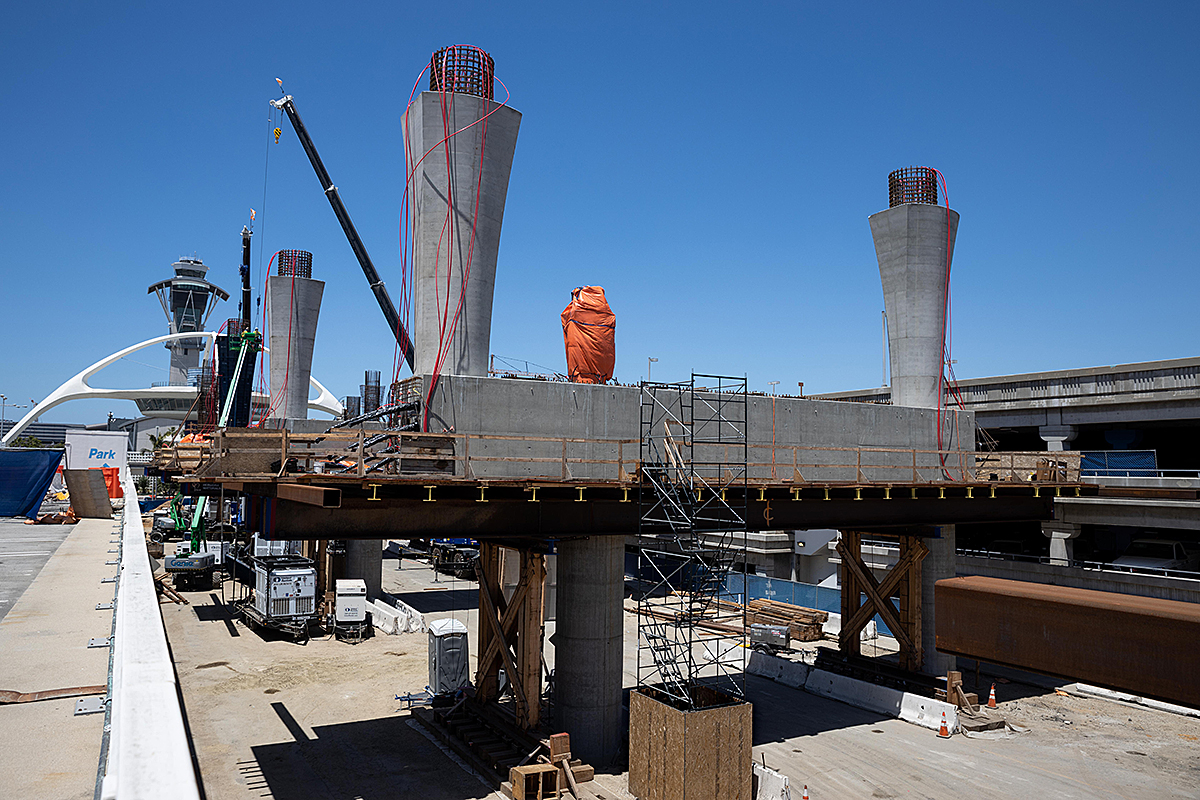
<box><xmin>510</xmin><ymin>763</ymin><xmax>560</xmax><ymax>800</ymax></box>
<box><xmin>628</xmin><ymin>686</ymin><xmax>752</xmax><ymax>800</ymax></box>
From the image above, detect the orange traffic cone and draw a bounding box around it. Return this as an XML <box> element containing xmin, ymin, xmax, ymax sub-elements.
<box><xmin>987</xmin><ymin>683</ymin><xmax>997</xmax><ymax>709</ymax></box>
<box><xmin>938</xmin><ymin>711</ymin><xmax>951</xmax><ymax>738</ymax></box>
<box><xmin>801</xmin><ymin>786</ymin><xmax>809</xmax><ymax>800</ymax></box>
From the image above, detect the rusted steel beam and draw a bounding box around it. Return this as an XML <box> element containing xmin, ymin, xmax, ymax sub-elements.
<box><xmin>935</xmin><ymin>576</ymin><xmax>1200</xmax><ymax>709</ymax></box>
<box><xmin>276</xmin><ymin>483</ymin><xmax>341</xmax><ymax>508</ymax></box>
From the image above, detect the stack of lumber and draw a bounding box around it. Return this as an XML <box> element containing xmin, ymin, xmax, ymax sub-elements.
<box><xmin>745</xmin><ymin>599</ymin><xmax>827</xmax><ymax>642</ymax></box>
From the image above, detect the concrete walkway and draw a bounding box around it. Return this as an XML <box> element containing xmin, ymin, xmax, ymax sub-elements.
<box><xmin>0</xmin><ymin>518</ymin><xmax>76</xmax><ymax>621</ymax></box>
<box><xmin>0</xmin><ymin>517</ymin><xmax>121</xmax><ymax>800</ymax></box>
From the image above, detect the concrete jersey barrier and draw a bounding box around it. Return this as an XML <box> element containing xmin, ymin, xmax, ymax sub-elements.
<box><xmin>99</xmin><ymin>471</ymin><xmax>201</xmax><ymax>800</ymax></box>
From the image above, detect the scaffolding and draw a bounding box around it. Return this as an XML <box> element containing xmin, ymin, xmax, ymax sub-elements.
<box><xmin>636</xmin><ymin>374</ymin><xmax>749</xmax><ymax>707</ymax></box>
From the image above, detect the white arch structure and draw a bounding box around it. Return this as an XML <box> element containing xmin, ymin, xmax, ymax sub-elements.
<box><xmin>2</xmin><ymin>331</ymin><xmax>344</xmax><ymax>445</ymax></box>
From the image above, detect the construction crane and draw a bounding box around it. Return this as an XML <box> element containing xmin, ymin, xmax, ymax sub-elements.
<box><xmin>270</xmin><ymin>85</ymin><xmax>416</xmax><ymax>371</ymax></box>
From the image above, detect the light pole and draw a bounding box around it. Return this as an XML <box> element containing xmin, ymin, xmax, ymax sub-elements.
<box><xmin>0</xmin><ymin>395</ymin><xmax>28</xmax><ymax>440</ymax></box>
<box><xmin>647</xmin><ymin>357</ymin><xmax>658</xmax><ymax>382</ymax></box>
<box><xmin>768</xmin><ymin>381</ymin><xmax>779</xmax><ymax>396</ymax></box>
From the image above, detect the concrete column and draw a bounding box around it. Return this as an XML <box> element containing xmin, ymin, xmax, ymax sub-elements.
<box><xmin>345</xmin><ymin>539</ymin><xmax>382</xmax><ymax>600</ymax></box>
<box><xmin>923</xmin><ymin>525</ymin><xmax>956</xmax><ymax>676</ymax></box>
<box><xmin>1040</xmin><ymin>424</ymin><xmax>1078</xmax><ymax>451</ymax></box>
<box><xmin>869</xmin><ymin>203</ymin><xmax>959</xmax><ymax>409</ymax></box>
<box><xmin>555</xmin><ymin>535</ymin><xmax>624</xmax><ymax>766</ymax></box>
<box><xmin>1042</xmin><ymin>521</ymin><xmax>1082</xmax><ymax>565</ymax></box>
<box><xmin>405</xmin><ymin>91</ymin><xmax>521</xmax><ymax>377</ymax></box>
<box><xmin>267</xmin><ymin>275</ymin><xmax>324</xmax><ymax>420</ymax></box>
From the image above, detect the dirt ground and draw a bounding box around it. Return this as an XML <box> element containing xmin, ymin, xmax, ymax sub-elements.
<box><xmin>163</xmin><ymin>547</ymin><xmax>1200</xmax><ymax>800</ymax></box>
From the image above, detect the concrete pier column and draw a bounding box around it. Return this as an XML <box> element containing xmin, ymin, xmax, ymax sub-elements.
<box><xmin>267</xmin><ymin>270</ymin><xmax>324</xmax><ymax>420</ymax></box>
<box><xmin>923</xmin><ymin>525</ymin><xmax>956</xmax><ymax>676</ymax></box>
<box><xmin>870</xmin><ymin>198</ymin><xmax>959</xmax><ymax>409</ymax></box>
<box><xmin>1042</xmin><ymin>521</ymin><xmax>1082</xmax><ymax>565</ymax></box>
<box><xmin>345</xmin><ymin>539</ymin><xmax>382</xmax><ymax>599</ymax></box>
<box><xmin>555</xmin><ymin>535</ymin><xmax>624</xmax><ymax>766</ymax></box>
<box><xmin>405</xmin><ymin>91</ymin><xmax>521</xmax><ymax>377</ymax></box>
<box><xmin>1040</xmin><ymin>424</ymin><xmax>1078</xmax><ymax>451</ymax></box>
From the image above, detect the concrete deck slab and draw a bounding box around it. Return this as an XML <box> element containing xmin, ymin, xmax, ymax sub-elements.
<box><xmin>0</xmin><ymin>517</ymin><xmax>122</xmax><ymax>800</ymax></box>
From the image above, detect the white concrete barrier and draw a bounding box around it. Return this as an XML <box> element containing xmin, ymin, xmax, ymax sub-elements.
<box><xmin>368</xmin><ymin>600</ymin><xmax>404</xmax><ymax>635</ymax></box>
<box><xmin>1068</xmin><ymin>683</ymin><xmax>1200</xmax><ymax>719</ymax></box>
<box><xmin>747</xmin><ymin>649</ymin><xmax>785</xmax><ymax>680</ymax></box>
<box><xmin>100</xmin><ymin>471</ymin><xmax>200</xmax><ymax>800</ymax></box>
<box><xmin>377</xmin><ymin>596</ymin><xmax>427</xmax><ymax>633</ymax></box>
<box><xmin>747</xmin><ymin>650</ymin><xmax>958</xmax><ymax>733</ymax></box>
<box><xmin>778</xmin><ymin>659</ymin><xmax>810</xmax><ymax>689</ymax></box>
<box><xmin>823</xmin><ymin>612</ymin><xmax>878</xmax><ymax>641</ymax></box>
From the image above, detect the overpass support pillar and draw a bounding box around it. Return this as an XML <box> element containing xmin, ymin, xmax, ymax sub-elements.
<box><xmin>345</xmin><ymin>539</ymin><xmax>382</xmax><ymax>599</ymax></box>
<box><xmin>1040</xmin><ymin>424</ymin><xmax>1078</xmax><ymax>451</ymax></box>
<box><xmin>555</xmin><ymin>535</ymin><xmax>624</xmax><ymax>766</ymax></box>
<box><xmin>1042</xmin><ymin>521</ymin><xmax>1082</xmax><ymax>566</ymax></box>
<box><xmin>924</xmin><ymin>525</ymin><xmax>956</xmax><ymax>676</ymax></box>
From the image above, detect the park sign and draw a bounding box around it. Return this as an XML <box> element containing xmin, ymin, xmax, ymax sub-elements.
<box><xmin>64</xmin><ymin>430</ymin><xmax>128</xmax><ymax>470</ymax></box>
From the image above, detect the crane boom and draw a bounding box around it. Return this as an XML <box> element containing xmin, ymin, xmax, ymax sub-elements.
<box><xmin>270</xmin><ymin>93</ymin><xmax>416</xmax><ymax>371</ymax></box>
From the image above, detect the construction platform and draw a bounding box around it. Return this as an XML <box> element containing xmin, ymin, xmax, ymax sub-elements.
<box><xmin>153</xmin><ymin>427</ymin><xmax>1094</xmax><ymax>539</ymax></box>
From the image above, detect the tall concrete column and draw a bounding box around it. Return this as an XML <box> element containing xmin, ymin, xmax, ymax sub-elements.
<box><xmin>870</xmin><ymin>197</ymin><xmax>959</xmax><ymax>409</ymax></box>
<box><xmin>1042</xmin><ymin>521</ymin><xmax>1082</xmax><ymax>565</ymax></box>
<box><xmin>923</xmin><ymin>525</ymin><xmax>956</xmax><ymax>676</ymax></box>
<box><xmin>555</xmin><ymin>535</ymin><xmax>624</xmax><ymax>766</ymax></box>
<box><xmin>267</xmin><ymin>272</ymin><xmax>324</xmax><ymax>420</ymax></box>
<box><xmin>405</xmin><ymin>90</ymin><xmax>521</xmax><ymax>377</ymax></box>
<box><xmin>345</xmin><ymin>539</ymin><xmax>382</xmax><ymax>600</ymax></box>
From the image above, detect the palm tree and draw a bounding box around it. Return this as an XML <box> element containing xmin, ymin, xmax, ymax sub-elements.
<box><xmin>147</xmin><ymin>427</ymin><xmax>178</xmax><ymax>450</ymax></box>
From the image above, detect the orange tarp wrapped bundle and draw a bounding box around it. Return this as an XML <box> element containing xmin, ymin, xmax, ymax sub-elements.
<box><xmin>561</xmin><ymin>286</ymin><xmax>616</xmax><ymax>384</ymax></box>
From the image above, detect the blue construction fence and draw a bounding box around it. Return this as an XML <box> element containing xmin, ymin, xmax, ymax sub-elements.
<box><xmin>1080</xmin><ymin>450</ymin><xmax>1157</xmax><ymax>477</ymax></box>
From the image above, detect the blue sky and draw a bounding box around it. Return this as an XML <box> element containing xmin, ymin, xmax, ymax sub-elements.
<box><xmin>2</xmin><ymin>2</ymin><xmax>1197</xmax><ymax>425</ymax></box>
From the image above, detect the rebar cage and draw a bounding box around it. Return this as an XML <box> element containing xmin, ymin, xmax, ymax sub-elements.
<box><xmin>430</xmin><ymin>45</ymin><xmax>495</xmax><ymax>100</ymax></box>
<box><xmin>277</xmin><ymin>250</ymin><xmax>313</xmax><ymax>279</ymax></box>
<box><xmin>636</xmin><ymin>374</ymin><xmax>749</xmax><ymax>707</ymax></box>
<box><xmin>888</xmin><ymin>166</ymin><xmax>940</xmax><ymax>207</ymax></box>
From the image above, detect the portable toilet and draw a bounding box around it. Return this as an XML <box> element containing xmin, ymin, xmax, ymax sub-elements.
<box><xmin>428</xmin><ymin>618</ymin><xmax>470</xmax><ymax>693</ymax></box>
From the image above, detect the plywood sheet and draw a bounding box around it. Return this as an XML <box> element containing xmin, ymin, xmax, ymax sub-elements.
<box><xmin>62</xmin><ymin>469</ymin><xmax>111</xmax><ymax>518</ymax></box>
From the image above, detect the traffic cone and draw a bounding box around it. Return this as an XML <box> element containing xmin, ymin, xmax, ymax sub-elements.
<box><xmin>801</xmin><ymin>786</ymin><xmax>809</xmax><ymax>800</ymax></box>
<box><xmin>987</xmin><ymin>683</ymin><xmax>997</xmax><ymax>709</ymax></box>
<box><xmin>938</xmin><ymin>711</ymin><xmax>951</xmax><ymax>738</ymax></box>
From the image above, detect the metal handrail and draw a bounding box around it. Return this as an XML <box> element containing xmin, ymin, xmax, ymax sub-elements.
<box><xmin>957</xmin><ymin>548</ymin><xmax>1200</xmax><ymax>581</ymax></box>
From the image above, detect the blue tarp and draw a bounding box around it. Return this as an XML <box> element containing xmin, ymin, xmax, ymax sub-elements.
<box><xmin>0</xmin><ymin>448</ymin><xmax>63</xmax><ymax>519</ymax></box>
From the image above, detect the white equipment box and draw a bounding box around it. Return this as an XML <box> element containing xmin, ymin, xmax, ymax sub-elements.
<box><xmin>254</xmin><ymin>565</ymin><xmax>316</xmax><ymax>619</ymax></box>
<box><xmin>335</xmin><ymin>579</ymin><xmax>368</xmax><ymax>623</ymax></box>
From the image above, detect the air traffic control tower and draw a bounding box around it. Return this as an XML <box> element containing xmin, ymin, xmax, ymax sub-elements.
<box><xmin>148</xmin><ymin>257</ymin><xmax>230</xmax><ymax>385</ymax></box>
